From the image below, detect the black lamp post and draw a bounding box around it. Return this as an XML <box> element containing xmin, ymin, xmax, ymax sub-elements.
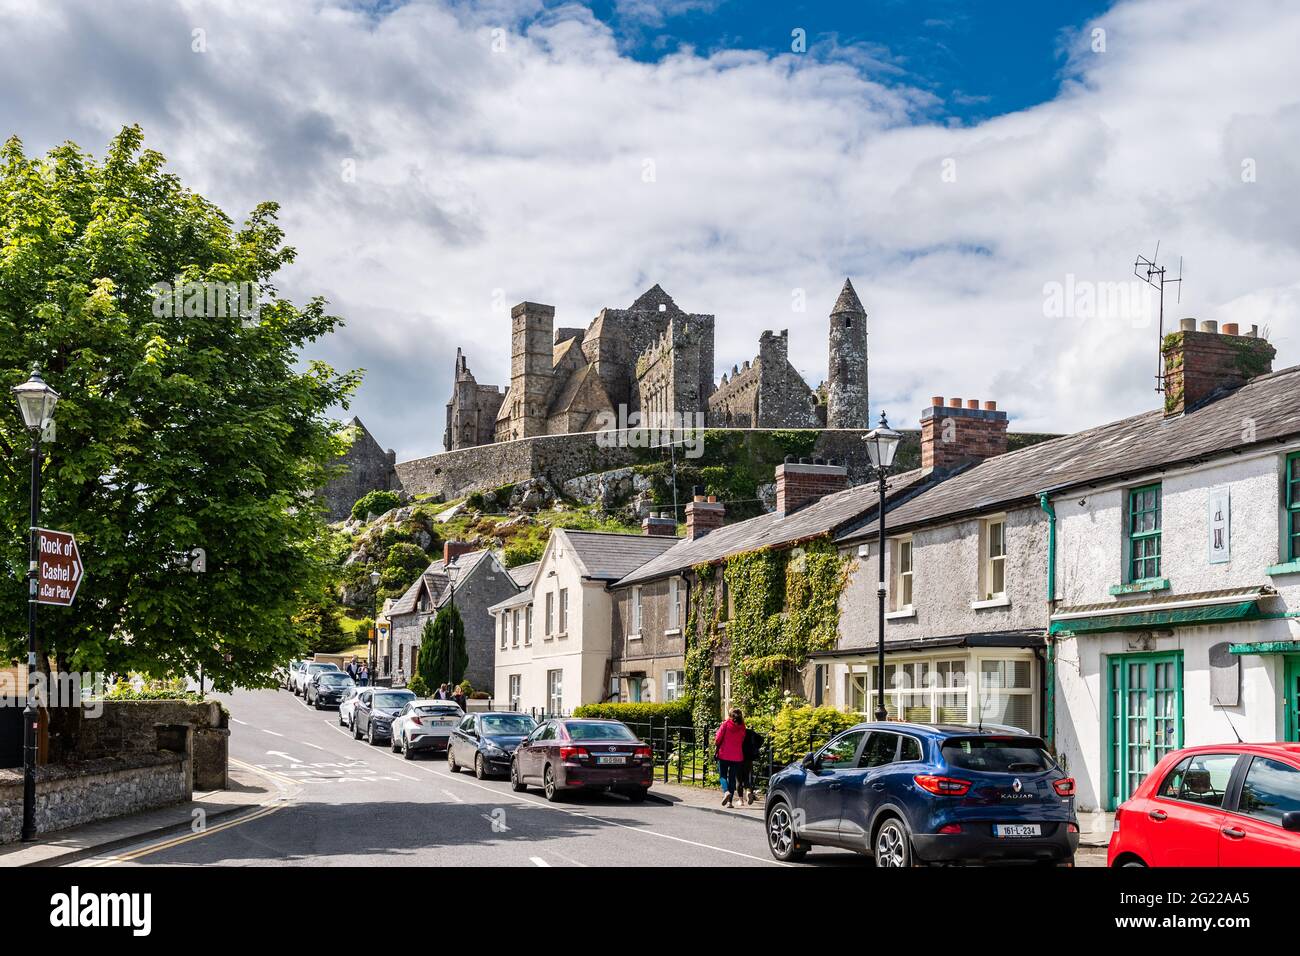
<box><xmin>369</xmin><ymin>569</ymin><xmax>381</xmax><ymax>685</ymax></box>
<box><xmin>863</xmin><ymin>412</ymin><xmax>901</xmax><ymax>722</ymax></box>
<box><xmin>13</xmin><ymin>364</ymin><xmax>59</xmax><ymax>842</ymax></box>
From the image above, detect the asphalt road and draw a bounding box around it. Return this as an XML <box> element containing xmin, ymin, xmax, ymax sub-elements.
<box><xmin>84</xmin><ymin>688</ymin><xmax>825</xmax><ymax>868</ymax></box>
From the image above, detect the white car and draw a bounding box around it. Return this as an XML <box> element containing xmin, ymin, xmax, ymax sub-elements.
<box><xmin>294</xmin><ymin>661</ymin><xmax>340</xmax><ymax>697</ymax></box>
<box><xmin>338</xmin><ymin>686</ymin><xmax>362</xmax><ymax>728</ymax></box>
<box><xmin>390</xmin><ymin>700</ymin><xmax>464</xmax><ymax>760</ymax></box>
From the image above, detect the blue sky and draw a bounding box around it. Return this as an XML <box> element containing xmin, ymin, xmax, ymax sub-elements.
<box><xmin>582</xmin><ymin>0</ymin><xmax>1115</xmax><ymax>122</ymax></box>
<box><xmin>1</xmin><ymin>0</ymin><xmax>1297</xmax><ymax>460</ymax></box>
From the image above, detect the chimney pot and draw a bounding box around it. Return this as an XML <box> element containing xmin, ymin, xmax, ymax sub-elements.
<box><xmin>1162</xmin><ymin>318</ymin><xmax>1275</xmax><ymax>416</ymax></box>
<box><xmin>921</xmin><ymin>396</ymin><xmax>1008</xmax><ymax>471</ymax></box>
<box><xmin>1222</xmin><ymin>323</ymin><xmax>1239</xmax><ymax>336</ymax></box>
<box><xmin>983</xmin><ymin>400</ymin><xmax>997</xmax><ymax>411</ymax></box>
<box><xmin>930</xmin><ymin>395</ymin><xmax>944</xmax><ymax>408</ymax></box>
<box><xmin>1179</xmin><ymin>318</ymin><xmax>1196</xmax><ymax>332</ymax></box>
<box><xmin>707</xmin><ymin>495</ymin><xmax>717</xmax><ymax>503</ymax></box>
<box><xmin>1199</xmin><ymin>320</ymin><xmax>1218</xmax><ymax>334</ymax></box>
<box><xmin>1249</xmin><ymin>325</ymin><xmax>1260</xmax><ymax>338</ymax></box>
<box><xmin>965</xmin><ymin>399</ymin><xmax>979</xmax><ymax>410</ymax></box>
<box><xmin>799</xmin><ymin>457</ymin><xmax>811</xmax><ymax>465</ymax></box>
<box><xmin>949</xmin><ymin>397</ymin><xmax>962</xmax><ymax>409</ymax></box>
<box><xmin>685</xmin><ymin>496</ymin><xmax>725</xmax><ymax>539</ymax></box>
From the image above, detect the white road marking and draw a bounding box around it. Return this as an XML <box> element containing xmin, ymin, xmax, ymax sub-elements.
<box><xmin>391</xmin><ymin>771</ymin><xmax>419</xmax><ymax>781</ymax></box>
<box><xmin>262</xmin><ymin>729</ymin><xmax>284</xmax><ymax>737</ymax></box>
<box><xmin>529</xmin><ymin>856</ymin><xmax>550</xmax><ymax>867</ymax></box>
<box><xmin>300</xmin><ymin>741</ymin><xmax>327</xmax><ymax>751</ymax></box>
<box><xmin>441</xmin><ymin>789</ymin><xmax>463</xmax><ymax>803</ymax></box>
<box><xmin>231</xmin><ymin>718</ymin><xmax>248</xmax><ymax>725</ymax></box>
<box><xmin>266</xmin><ymin>750</ymin><xmax>301</xmax><ymax>763</ymax></box>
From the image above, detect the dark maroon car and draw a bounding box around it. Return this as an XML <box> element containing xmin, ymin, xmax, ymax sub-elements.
<box><xmin>511</xmin><ymin>718</ymin><xmax>654</xmax><ymax>802</ymax></box>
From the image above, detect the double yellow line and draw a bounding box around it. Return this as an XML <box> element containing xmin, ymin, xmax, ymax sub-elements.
<box><xmin>78</xmin><ymin>758</ymin><xmax>298</xmax><ymax>866</ymax></box>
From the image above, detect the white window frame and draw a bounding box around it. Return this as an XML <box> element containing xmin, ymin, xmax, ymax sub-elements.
<box><xmin>667</xmin><ymin>577</ymin><xmax>682</xmax><ymax>632</ymax></box>
<box><xmin>664</xmin><ymin>669</ymin><xmax>682</xmax><ymax>702</ymax></box>
<box><xmin>890</xmin><ymin>535</ymin><xmax>914</xmax><ymax>613</ymax></box>
<box><xmin>524</xmin><ymin>604</ymin><xmax>533</xmax><ymax>645</ymax></box>
<box><xmin>631</xmin><ymin>586</ymin><xmax>643</xmax><ymax>638</ymax></box>
<box><xmin>545</xmin><ymin>591</ymin><xmax>555</xmax><ymax>637</ymax></box>
<box><xmin>499</xmin><ymin>614</ymin><xmax>507</xmax><ymax>650</ymax></box>
<box><xmin>547</xmin><ymin>668</ymin><xmax>563</xmax><ymax>714</ymax></box>
<box><xmin>983</xmin><ymin>516</ymin><xmax>1007</xmax><ymax>601</ymax></box>
<box><xmin>511</xmin><ymin>608</ymin><xmax>520</xmax><ymax>647</ymax></box>
<box><xmin>559</xmin><ymin>588</ymin><xmax>569</xmax><ymax>635</ymax></box>
<box><xmin>508</xmin><ymin>673</ymin><xmax>521</xmax><ymax>707</ymax></box>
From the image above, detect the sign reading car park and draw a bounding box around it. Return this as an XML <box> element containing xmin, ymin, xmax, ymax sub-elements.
<box><xmin>36</xmin><ymin>528</ymin><xmax>83</xmax><ymax>606</ymax></box>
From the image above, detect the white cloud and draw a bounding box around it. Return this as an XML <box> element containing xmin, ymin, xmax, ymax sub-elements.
<box><xmin>0</xmin><ymin>0</ymin><xmax>1296</xmax><ymax>459</ymax></box>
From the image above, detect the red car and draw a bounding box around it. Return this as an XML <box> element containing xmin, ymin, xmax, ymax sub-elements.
<box><xmin>511</xmin><ymin>718</ymin><xmax>655</xmax><ymax>802</ymax></box>
<box><xmin>1108</xmin><ymin>743</ymin><xmax>1300</xmax><ymax>867</ymax></box>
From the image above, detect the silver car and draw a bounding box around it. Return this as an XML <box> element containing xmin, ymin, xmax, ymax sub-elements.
<box><xmin>391</xmin><ymin>700</ymin><xmax>465</xmax><ymax>759</ymax></box>
<box><xmin>294</xmin><ymin>661</ymin><xmax>340</xmax><ymax>697</ymax></box>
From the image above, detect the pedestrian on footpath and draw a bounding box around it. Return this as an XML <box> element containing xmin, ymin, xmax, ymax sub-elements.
<box><xmin>452</xmin><ymin>686</ymin><xmax>468</xmax><ymax>711</ymax></box>
<box><xmin>741</xmin><ymin>723</ymin><xmax>764</xmax><ymax>805</ymax></box>
<box><xmin>358</xmin><ymin>663</ymin><xmax>369</xmax><ymax>687</ymax></box>
<box><xmin>346</xmin><ymin>659</ymin><xmax>357</xmax><ymax>683</ymax></box>
<box><xmin>435</xmin><ymin>683</ymin><xmax>450</xmax><ymax>700</ymax></box>
<box><xmin>714</xmin><ymin>707</ymin><xmax>747</xmax><ymax>807</ymax></box>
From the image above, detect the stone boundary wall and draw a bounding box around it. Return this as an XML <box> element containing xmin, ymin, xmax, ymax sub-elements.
<box><xmin>49</xmin><ymin>699</ymin><xmax>229</xmax><ymax>791</ymax></box>
<box><xmin>0</xmin><ymin>752</ymin><xmax>189</xmax><ymax>844</ymax></box>
<box><xmin>395</xmin><ymin>427</ymin><xmax>916</xmax><ymax>501</ymax></box>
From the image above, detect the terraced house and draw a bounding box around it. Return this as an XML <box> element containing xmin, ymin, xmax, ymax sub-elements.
<box><xmin>825</xmin><ymin>321</ymin><xmax>1298</xmax><ymax>838</ymax></box>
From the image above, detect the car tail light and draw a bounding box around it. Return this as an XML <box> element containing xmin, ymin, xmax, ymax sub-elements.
<box><xmin>1067</xmin><ymin>823</ymin><xmax>1079</xmax><ymax>833</ymax></box>
<box><xmin>633</xmin><ymin>746</ymin><xmax>652</xmax><ymax>759</ymax></box>
<box><xmin>937</xmin><ymin>824</ymin><xmax>962</xmax><ymax>834</ymax></box>
<box><xmin>410</xmin><ymin>716</ymin><xmax>423</xmax><ymax>726</ymax></box>
<box><xmin>1053</xmin><ymin>777</ymin><xmax>1076</xmax><ymax>797</ymax></box>
<box><xmin>913</xmin><ymin>775</ymin><xmax>972</xmax><ymax>796</ymax></box>
<box><xmin>559</xmin><ymin>746</ymin><xmax>590</xmax><ymax>762</ymax></box>
<box><xmin>1112</xmin><ymin>808</ymin><xmax>1122</xmax><ymax>831</ymax></box>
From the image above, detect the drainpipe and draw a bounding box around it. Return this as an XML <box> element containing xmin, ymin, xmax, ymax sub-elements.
<box><xmin>1038</xmin><ymin>493</ymin><xmax>1058</xmax><ymax>751</ymax></box>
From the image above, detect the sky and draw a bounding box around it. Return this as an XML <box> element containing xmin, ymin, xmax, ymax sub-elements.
<box><xmin>1</xmin><ymin>0</ymin><xmax>1297</xmax><ymax>460</ymax></box>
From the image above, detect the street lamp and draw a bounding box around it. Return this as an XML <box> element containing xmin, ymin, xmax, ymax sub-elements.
<box><xmin>445</xmin><ymin>558</ymin><xmax>460</xmax><ymax>692</ymax></box>
<box><xmin>13</xmin><ymin>363</ymin><xmax>59</xmax><ymax>842</ymax></box>
<box><xmin>863</xmin><ymin>412</ymin><xmax>901</xmax><ymax>722</ymax></box>
<box><xmin>369</xmin><ymin>568</ymin><xmax>381</xmax><ymax>686</ymax></box>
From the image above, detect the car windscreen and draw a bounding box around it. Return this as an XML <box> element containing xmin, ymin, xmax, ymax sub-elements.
<box><xmin>319</xmin><ymin>673</ymin><xmax>353</xmax><ymax>685</ymax></box>
<box><xmin>564</xmin><ymin>721</ymin><xmax>636</xmax><ymax>741</ymax></box>
<box><xmin>373</xmin><ymin>692</ymin><xmax>415</xmax><ymax>709</ymax></box>
<box><xmin>308</xmin><ymin>663</ymin><xmax>339</xmax><ymax>672</ymax></box>
<box><xmin>481</xmin><ymin>715</ymin><xmax>537</xmax><ymax>736</ymax></box>
<box><xmin>942</xmin><ymin>737</ymin><xmax>1053</xmax><ymax>773</ymax></box>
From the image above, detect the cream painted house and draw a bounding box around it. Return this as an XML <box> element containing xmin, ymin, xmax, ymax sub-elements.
<box><xmin>490</xmin><ymin>529</ymin><xmax>678</xmax><ymax>714</ymax></box>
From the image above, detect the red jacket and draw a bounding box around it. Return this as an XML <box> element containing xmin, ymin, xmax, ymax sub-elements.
<box><xmin>714</xmin><ymin>718</ymin><xmax>746</xmax><ymax>762</ymax></box>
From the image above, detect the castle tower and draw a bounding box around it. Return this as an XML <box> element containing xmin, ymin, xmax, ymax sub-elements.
<box><xmin>510</xmin><ymin>301</ymin><xmax>555</xmax><ymax>439</ymax></box>
<box><xmin>826</xmin><ymin>278</ymin><xmax>868</xmax><ymax>429</ymax></box>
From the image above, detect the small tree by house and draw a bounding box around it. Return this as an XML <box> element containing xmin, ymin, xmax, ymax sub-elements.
<box><xmin>416</xmin><ymin>604</ymin><xmax>467</xmax><ymax>691</ymax></box>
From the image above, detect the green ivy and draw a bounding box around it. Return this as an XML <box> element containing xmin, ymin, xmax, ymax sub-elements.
<box><xmin>685</xmin><ymin>562</ymin><xmax>719</xmax><ymax>729</ymax></box>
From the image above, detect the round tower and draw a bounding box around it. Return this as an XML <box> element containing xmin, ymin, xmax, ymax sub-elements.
<box><xmin>826</xmin><ymin>277</ymin><xmax>869</xmax><ymax>429</ymax></box>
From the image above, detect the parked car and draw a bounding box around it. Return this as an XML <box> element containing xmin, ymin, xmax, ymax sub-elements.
<box><xmin>765</xmin><ymin>722</ymin><xmax>1079</xmax><ymax>867</ymax></box>
<box><xmin>1108</xmin><ymin>743</ymin><xmax>1300</xmax><ymax>867</ymax></box>
<box><xmin>279</xmin><ymin>660</ymin><xmax>303</xmax><ymax>690</ymax></box>
<box><xmin>294</xmin><ymin>661</ymin><xmax>341</xmax><ymax>697</ymax></box>
<box><xmin>449</xmin><ymin>712</ymin><xmax>538</xmax><ymax>778</ymax></box>
<box><xmin>352</xmin><ymin>687</ymin><xmax>417</xmax><ymax>745</ymax></box>
<box><xmin>338</xmin><ymin>685</ymin><xmax>362</xmax><ymax>728</ymax></box>
<box><xmin>510</xmin><ymin>718</ymin><xmax>654</xmax><ymax>802</ymax></box>
<box><xmin>307</xmin><ymin>671</ymin><xmax>355</xmax><ymax>710</ymax></box>
<box><xmin>390</xmin><ymin>700</ymin><xmax>464</xmax><ymax>759</ymax></box>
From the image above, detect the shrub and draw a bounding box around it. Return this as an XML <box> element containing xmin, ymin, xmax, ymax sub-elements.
<box><xmin>408</xmin><ymin>675</ymin><xmax>429</xmax><ymax>697</ymax></box>
<box><xmin>351</xmin><ymin>489</ymin><xmax>401</xmax><ymax>522</ymax></box>
<box><xmin>572</xmin><ymin>700</ymin><xmax>693</xmax><ymax>726</ymax></box>
<box><xmin>503</xmin><ymin>540</ymin><xmax>545</xmax><ymax>568</ymax></box>
<box><xmin>768</xmin><ymin>705</ymin><xmax>858</xmax><ymax>766</ymax></box>
<box><xmin>384</xmin><ymin>542</ymin><xmax>430</xmax><ymax>589</ymax></box>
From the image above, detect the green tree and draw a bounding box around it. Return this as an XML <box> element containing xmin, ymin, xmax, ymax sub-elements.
<box><xmin>416</xmin><ymin>604</ymin><xmax>467</xmax><ymax>690</ymax></box>
<box><xmin>0</xmin><ymin>127</ymin><xmax>358</xmax><ymax>688</ymax></box>
<box><xmin>383</xmin><ymin>542</ymin><xmax>429</xmax><ymax>594</ymax></box>
<box><xmin>350</xmin><ymin>489</ymin><xmax>400</xmax><ymax>522</ymax></box>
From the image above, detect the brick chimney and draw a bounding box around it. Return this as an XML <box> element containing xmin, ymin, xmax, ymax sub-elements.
<box><xmin>1162</xmin><ymin>318</ymin><xmax>1275</xmax><ymax>417</ymax></box>
<box><xmin>920</xmin><ymin>397</ymin><xmax>1009</xmax><ymax>472</ymax></box>
<box><xmin>775</xmin><ymin>458</ymin><xmax>849</xmax><ymax>515</ymax></box>
<box><xmin>685</xmin><ymin>492</ymin><xmax>725</xmax><ymax>540</ymax></box>
<box><xmin>642</xmin><ymin>512</ymin><xmax>678</xmax><ymax>537</ymax></box>
<box><xmin>443</xmin><ymin>540</ymin><xmax>478</xmax><ymax>566</ymax></box>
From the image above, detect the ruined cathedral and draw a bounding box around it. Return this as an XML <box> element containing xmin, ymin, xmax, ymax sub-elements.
<box><xmin>444</xmin><ymin>279</ymin><xmax>870</xmax><ymax>451</ymax></box>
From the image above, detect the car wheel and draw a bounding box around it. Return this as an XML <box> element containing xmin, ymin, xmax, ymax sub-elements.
<box><xmin>404</xmin><ymin>736</ymin><xmax>417</xmax><ymax>760</ymax></box>
<box><xmin>474</xmin><ymin>753</ymin><xmax>486</xmax><ymax>780</ymax></box>
<box><xmin>353</xmin><ymin>717</ymin><xmax>363</xmax><ymax>740</ymax></box>
<box><xmin>448</xmin><ymin>746</ymin><xmax>460</xmax><ymax>773</ymax></box>
<box><xmin>367</xmin><ymin>724</ymin><xmax>377</xmax><ymax>746</ymax></box>
<box><xmin>338</xmin><ymin>710</ymin><xmax>345</xmax><ymax>726</ymax></box>
<box><xmin>543</xmin><ymin>765</ymin><xmax>562</xmax><ymax>802</ymax></box>
<box><xmin>873</xmin><ymin>818</ymin><xmax>914</xmax><ymax>868</ymax></box>
<box><xmin>766</xmin><ymin>802</ymin><xmax>808</xmax><ymax>862</ymax></box>
<box><xmin>510</xmin><ymin>759</ymin><xmax>527</xmax><ymax>792</ymax></box>
<box><xmin>1121</xmin><ymin>859</ymin><xmax>1147</xmax><ymax>868</ymax></box>
<box><xmin>391</xmin><ymin>732</ymin><xmax>401</xmax><ymax>753</ymax></box>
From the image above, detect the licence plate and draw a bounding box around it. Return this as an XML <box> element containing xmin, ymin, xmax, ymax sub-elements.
<box><xmin>596</xmin><ymin>755</ymin><xmax>626</xmax><ymax>765</ymax></box>
<box><xmin>994</xmin><ymin>824</ymin><xmax>1041</xmax><ymax>838</ymax></box>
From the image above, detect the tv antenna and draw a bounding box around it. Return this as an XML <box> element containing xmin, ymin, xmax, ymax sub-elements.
<box><xmin>1134</xmin><ymin>242</ymin><xmax>1182</xmax><ymax>393</ymax></box>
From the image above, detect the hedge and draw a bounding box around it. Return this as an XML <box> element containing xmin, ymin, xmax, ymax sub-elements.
<box><xmin>767</xmin><ymin>705</ymin><xmax>859</xmax><ymax>766</ymax></box>
<box><xmin>571</xmin><ymin>700</ymin><xmax>693</xmax><ymax>726</ymax></box>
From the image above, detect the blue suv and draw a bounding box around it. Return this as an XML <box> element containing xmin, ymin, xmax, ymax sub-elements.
<box><xmin>765</xmin><ymin>723</ymin><xmax>1079</xmax><ymax>866</ymax></box>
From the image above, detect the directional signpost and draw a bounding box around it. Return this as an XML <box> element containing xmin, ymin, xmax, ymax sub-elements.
<box><xmin>35</xmin><ymin>528</ymin><xmax>83</xmax><ymax>607</ymax></box>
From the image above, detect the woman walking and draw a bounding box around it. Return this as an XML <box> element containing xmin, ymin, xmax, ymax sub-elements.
<box><xmin>714</xmin><ymin>707</ymin><xmax>747</xmax><ymax>807</ymax></box>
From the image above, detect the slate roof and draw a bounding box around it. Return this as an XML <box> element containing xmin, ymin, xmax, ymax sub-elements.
<box><xmin>509</xmin><ymin>561</ymin><xmax>540</xmax><ymax>588</ymax></box>
<box><xmin>387</xmin><ymin>549</ymin><xmax>498</xmax><ymax>618</ymax></box>
<box><xmin>562</xmin><ymin>529</ymin><xmax>680</xmax><ymax>582</ymax></box>
<box><xmin>838</xmin><ymin>365</ymin><xmax>1300</xmax><ymax>545</ymax></box>
<box><xmin>616</xmin><ymin>468</ymin><xmax>930</xmax><ymax>587</ymax></box>
<box><xmin>488</xmin><ymin>588</ymin><xmax>534</xmax><ymax>614</ymax></box>
<box><xmin>831</xmin><ymin>277</ymin><xmax>865</xmax><ymax>315</ymax></box>
<box><xmin>807</xmin><ymin>628</ymin><xmax>1045</xmax><ymax>657</ymax></box>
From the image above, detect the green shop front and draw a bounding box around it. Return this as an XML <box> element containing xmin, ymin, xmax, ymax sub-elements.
<box><xmin>1049</xmin><ymin>585</ymin><xmax>1297</xmax><ymax>836</ymax></box>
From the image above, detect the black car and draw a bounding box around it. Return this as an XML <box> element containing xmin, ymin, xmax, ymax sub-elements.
<box><xmin>352</xmin><ymin>688</ymin><xmax>416</xmax><ymax>745</ymax></box>
<box><xmin>448</xmin><ymin>712</ymin><xmax>538</xmax><ymax>779</ymax></box>
<box><xmin>307</xmin><ymin>671</ymin><xmax>355</xmax><ymax>709</ymax></box>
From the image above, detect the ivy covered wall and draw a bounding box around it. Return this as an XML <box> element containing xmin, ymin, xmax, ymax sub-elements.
<box><xmin>685</xmin><ymin>537</ymin><xmax>852</xmax><ymax>726</ymax></box>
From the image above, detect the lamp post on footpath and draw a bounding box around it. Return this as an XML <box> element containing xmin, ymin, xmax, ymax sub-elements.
<box><xmin>13</xmin><ymin>364</ymin><xmax>59</xmax><ymax>842</ymax></box>
<box><xmin>863</xmin><ymin>412</ymin><xmax>901</xmax><ymax>723</ymax></box>
<box><xmin>445</xmin><ymin>558</ymin><xmax>460</xmax><ymax>690</ymax></box>
<box><xmin>369</xmin><ymin>569</ymin><xmax>381</xmax><ymax>686</ymax></box>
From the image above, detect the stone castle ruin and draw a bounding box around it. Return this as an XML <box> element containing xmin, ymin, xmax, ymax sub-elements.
<box><xmin>323</xmin><ymin>279</ymin><xmax>873</xmax><ymax>518</ymax></box>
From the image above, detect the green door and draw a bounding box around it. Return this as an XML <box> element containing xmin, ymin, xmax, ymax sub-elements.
<box><xmin>1286</xmin><ymin>656</ymin><xmax>1300</xmax><ymax>742</ymax></box>
<box><xmin>1107</xmin><ymin>652</ymin><xmax>1183</xmax><ymax>810</ymax></box>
